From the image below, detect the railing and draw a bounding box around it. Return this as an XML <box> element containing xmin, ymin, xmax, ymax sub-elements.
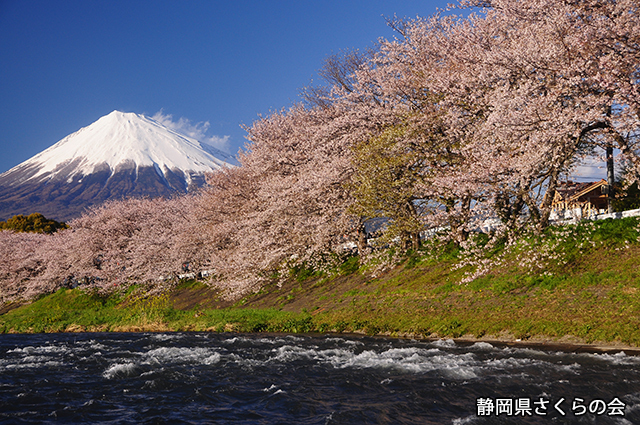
<box><xmin>551</xmin><ymin>207</ymin><xmax>640</xmax><ymax>226</ymax></box>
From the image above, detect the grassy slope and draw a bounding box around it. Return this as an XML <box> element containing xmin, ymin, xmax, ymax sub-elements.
<box><xmin>2</xmin><ymin>218</ymin><xmax>640</xmax><ymax>347</ymax></box>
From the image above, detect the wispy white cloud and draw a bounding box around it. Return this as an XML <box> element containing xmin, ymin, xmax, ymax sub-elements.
<box><xmin>151</xmin><ymin>110</ymin><xmax>231</xmax><ymax>153</ymax></box>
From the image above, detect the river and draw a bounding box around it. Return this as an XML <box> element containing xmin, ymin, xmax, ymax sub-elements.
<box><xmin>0</xmin><ymin>332</ymin><xmax>638</xmax><ymax>424</ymax></box>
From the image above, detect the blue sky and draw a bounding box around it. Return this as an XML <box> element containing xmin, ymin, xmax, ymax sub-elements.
<box><xmin>0</xmin><ymin>0</ymin><xmax>454</xmax><ymax>174</ymax></box>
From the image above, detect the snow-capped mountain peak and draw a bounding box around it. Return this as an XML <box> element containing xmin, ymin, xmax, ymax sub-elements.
<box><xmin>7</xmin><ymin>110</ymin><xmax>237</xmax><ymax>184</ymax></box>
<box><xmin>0</xmin><ymin>111</ymin><xmax>238</xmax><ymax>221</ymax></box>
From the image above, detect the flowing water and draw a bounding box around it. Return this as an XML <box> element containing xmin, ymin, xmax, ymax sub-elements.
<box><xmin>0</xmin><ymin>332</ymin><xmax>639</xmax><ymax>424</ymax></box>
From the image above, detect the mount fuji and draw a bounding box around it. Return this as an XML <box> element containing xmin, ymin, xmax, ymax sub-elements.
<box><xmin>0</xmin><ymin>110</ymin><xmax>238</xmax><ymax>221</ymax></box>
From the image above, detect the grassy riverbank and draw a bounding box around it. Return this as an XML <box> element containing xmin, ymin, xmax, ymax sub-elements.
<box><xmin>2</xmin><ymin>218</ymin><xmax>640</xmax><ymax>348</ymax></box>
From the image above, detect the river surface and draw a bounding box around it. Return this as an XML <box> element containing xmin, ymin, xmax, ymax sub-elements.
<box><xmin>0</xmin><ymin>332</ymin><xmax>639</xmax><ymax>424</ymax></box>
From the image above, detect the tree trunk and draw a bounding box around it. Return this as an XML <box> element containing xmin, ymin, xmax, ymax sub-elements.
<box><xmin>356</xmin><ymin>218</ymin><xmax>368</xmax><ymax>255</ymax></box>
<box><xmin>536</xmin><ymin>168</ymin><xmax>560</xmax><ymax>233</ymax></box>
<box><xmin>411</xmin><ymin>231</ymin><xmax>421</xmax><ymax>251</ymax></box>
<box><xmin>607</xmin><ymin>144</ymin><xmax>615</xmax><ymax>213</ymax></box>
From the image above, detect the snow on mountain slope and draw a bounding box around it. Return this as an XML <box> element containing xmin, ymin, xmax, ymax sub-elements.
<box><xmin>2</xmin><ymin>110</ymin><xmax>237</xmax><ymax>185</ymax></box>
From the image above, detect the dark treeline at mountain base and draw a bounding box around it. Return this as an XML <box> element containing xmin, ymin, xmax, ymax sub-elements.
<box><xmin>1</xmin><ymin>0</ymin><xmax>640</xmax><ymax>306</ymax></box>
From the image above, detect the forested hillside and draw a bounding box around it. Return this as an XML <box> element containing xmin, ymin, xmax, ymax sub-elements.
<box><xmin>0</xmin><ymin>213</ymin><xmax>67</xmax><ymax>234</ymax></box>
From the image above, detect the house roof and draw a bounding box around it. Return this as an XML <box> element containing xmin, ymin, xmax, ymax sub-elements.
<box><xmin>554</xmin><ymin>179</ymin><xmax>607</xmax><ymax>203</ymax></box>
<box><xmin>571</xmin><ymin>179</ymin><xmax>608</xmax><ymax>200</ymax></box>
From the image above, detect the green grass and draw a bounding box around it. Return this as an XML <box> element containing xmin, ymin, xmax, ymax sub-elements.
<box><xmin>0</xmin><ymin>287</ymin><xmax>314</xmax><ymax>334</ymax></box>
<box><xmin>0</xmin><ymin>289</ymin><xmax>125</xmax><ymax>333</ymax></box>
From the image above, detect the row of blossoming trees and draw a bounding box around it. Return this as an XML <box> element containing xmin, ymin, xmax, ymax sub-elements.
<box><xmin>1</xmin><ymin>0</ymin><xmax>639</xmax><ymax>302</ymax></box>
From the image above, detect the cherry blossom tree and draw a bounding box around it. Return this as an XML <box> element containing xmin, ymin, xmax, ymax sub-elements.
<box><xmin>362</xmin><ymin>0</ymin><xmax>640</xmax><ymax>234</ymax></box>
<box><xmin>195</xmin><ymin>104</ymin><xmax>358</xmax><ymax>296</ymax></box>
<box><xmin>0</xmin><ymin>195</ymin><xmax>202</xmax><ymax>302</ymax></box>
<box><xmin>3</xmin><ymin>0</ymin><xmax>639</xmax><ymax>303</ymax></box>
<box><xmin>0</xmin><ymin>231</ymin><xmax>50</xmax><ymax>301</ymax></box>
